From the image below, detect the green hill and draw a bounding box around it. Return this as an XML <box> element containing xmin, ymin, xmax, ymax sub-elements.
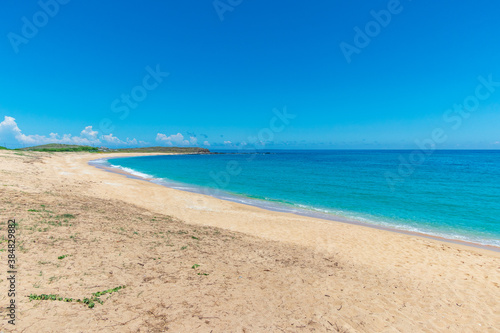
<box><xmin>18</xmin><ymin>144</ymin><xmax>98</xmax><ymax>152</ymax></box>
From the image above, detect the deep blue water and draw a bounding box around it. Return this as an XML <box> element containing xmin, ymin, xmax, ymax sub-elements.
<box><xmin>105</xmin><ymin>150</ymin><xmax>500</xmax><ymax>246</ymax></box>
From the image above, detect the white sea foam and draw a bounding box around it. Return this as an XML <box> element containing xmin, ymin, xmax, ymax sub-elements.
<box><xmin>88</xmin><ymin>158</ymin><xmax>109</xmax><ymax>165</ymax></box>
<box><xmin>107</xmin><ymin>164</ymin><xmax>155</xmax><ymax>179</ymax></box>
<box><xmin>288</xmin><ymin>203</ymin><xmax>500</xmax><ymax>247</ymax></box>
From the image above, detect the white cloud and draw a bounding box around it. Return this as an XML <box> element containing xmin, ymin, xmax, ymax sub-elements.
<box><xmin>0</xmin><ymin>116</ymin><xmax>24</xmax><ymax>143</ymax></box>
<box><xmin>203</xmin><ymin>140</ymin><xmax>210</xmax><ymax>146</ymax></box>
<box><xmin>80</xmin><ymin>126</ymin><xmax>99</xmax><ymax>140</ymax></box>
<box><xmin>101</xmin><ymin>134</ymin><xmax>142</xmax><ymax>146</ymax></box>
<box><xmin>0</xmin><ymin>116</ymin><xmax>140</xmax><ymax>147</ymax></box>
<box><xmin>156</xmin><ymin>132</ymin><xmax>199</xmax><ymax>146</ymax></box>
<box><xmin>223</xmin><ymin>141</ymin><xmax>232</xmax><ymax>145</ymax></box>
<box><xmin>102</xmin><ymin>133</ymin><xmax>122</xmax><ymax>144</ymax></box>
<box><xmin>0</xmin><ymin>116</ymin><xmax>102</xmax><ymax>146</ymax></box>
<box><xmin>126</xmin><ymin>138</ymin><xmax>138</xmax><ymax>145</ymax></box>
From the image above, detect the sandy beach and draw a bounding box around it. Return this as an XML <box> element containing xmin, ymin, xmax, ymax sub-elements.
<box><xmin>0</xmin><ymin>150</ymin><xmax>499</xmax><ymax>332</ymax></box>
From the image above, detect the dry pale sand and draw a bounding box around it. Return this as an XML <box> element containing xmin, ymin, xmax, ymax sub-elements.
<box><xmin>0</xmin><ymin>150</ymin><xmax>499</xmax><ymax>332</ymax></box>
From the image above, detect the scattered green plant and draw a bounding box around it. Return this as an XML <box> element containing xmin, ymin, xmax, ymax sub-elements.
<box><xmin>48</xmin><ymin>276</ymin><xmax>59</xmax><ymax>284</ymax></box>
<box><xmin>56</xmin><ymin>214</ymin><xmax>75</xmax><ymax>219</ymax></box>
<box><xmin>92</xmin><ymin>286</ymin><xmax>125</xmax><ymax>298</ymax></box>
<box><xmin>27</xmin><ymin>286</ymin><xmax>125</xmax><ymax>309</ymax></box>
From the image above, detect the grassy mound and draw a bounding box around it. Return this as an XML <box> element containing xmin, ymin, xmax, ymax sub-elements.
<box><xmin>19</xmin><ymin>144</ymin><xmax>98</xmax><ymax>152</ymax></box>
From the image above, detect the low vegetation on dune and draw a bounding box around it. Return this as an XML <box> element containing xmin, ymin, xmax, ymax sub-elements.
<box><xmin>18</xmin><ymin>144</ymin><xmax>98</xmax><ymax>152</ymax></box>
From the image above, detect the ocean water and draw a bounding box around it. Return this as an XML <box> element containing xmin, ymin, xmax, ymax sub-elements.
<box><xmin>103</xmin><ymin>150</ymin><xmax>500</xmax><ymax>247</ymax></box>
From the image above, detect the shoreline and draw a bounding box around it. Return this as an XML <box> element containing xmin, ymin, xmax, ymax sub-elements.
<box><xmin>91</xmin><ymin>155</ymin><xmax>500</xmax><ymax>253</ymax></box>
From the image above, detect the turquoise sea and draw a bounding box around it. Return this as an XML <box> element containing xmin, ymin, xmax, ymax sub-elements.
<box><xmin>101</xmin><ymin>150</ymin><xmax>500</xmax><ymax>247</ymax></box>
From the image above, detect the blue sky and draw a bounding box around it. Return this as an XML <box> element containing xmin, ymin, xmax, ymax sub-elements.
<box><xmin>1</xmin><ymin>0</ymin><xmax>499</xmax><ymax>149</ymax></box>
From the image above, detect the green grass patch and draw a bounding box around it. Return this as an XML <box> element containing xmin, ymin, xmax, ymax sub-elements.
<box><xmin>18</xmin><ymin>144</ymin><xmax>98</xmax><ymax>152</ymax></box>
<box><xmin>56</xmin><ymin>214</ymin><xmax>76</xmax><ymax>219</ymax></box>
<box><xmin>92</xmin><ymin>286</ymin><xmax>125</xmax><ymax>298</ymax></box>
